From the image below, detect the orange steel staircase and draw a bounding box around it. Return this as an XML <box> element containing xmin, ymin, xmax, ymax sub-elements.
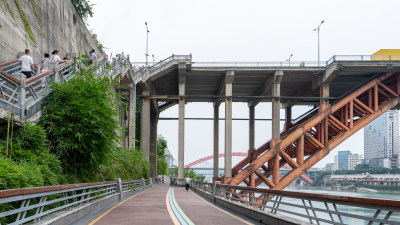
<box><xmin>227</xmin><ymin>72</ymin><xmax>400</xmax><ymax>190</ymax></box>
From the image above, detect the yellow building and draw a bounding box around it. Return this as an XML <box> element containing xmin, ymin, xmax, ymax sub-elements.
<box><xmin>371</xmin><ymin>49</ymin><xmax>400</xmax><ymax>60</ymax></box>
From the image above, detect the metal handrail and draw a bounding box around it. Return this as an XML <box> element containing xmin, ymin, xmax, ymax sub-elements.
<box><xmin>0</xmin><ymin>179</ymin><xmax>151</xmax><ymax>225</ymax></box>
<box><xmin>191</xmin><ymin>182</ymin><xmax>400</xmax><ymax>224</ymax></box>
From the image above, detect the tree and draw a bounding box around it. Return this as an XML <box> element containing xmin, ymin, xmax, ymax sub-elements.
<box><xmin>39</xmin><ymin>56</ymin><xmax>122</xmax><ymax>181</ymax></box>
<box><xmin>72</xmin><ymin>0</ymin><xmax>94</xmax><ymax>21</ymax></box>
<box><xmin>157</xmin><ymin>135</ymin><xmax>169</xmax><ymax>175</ymax></box>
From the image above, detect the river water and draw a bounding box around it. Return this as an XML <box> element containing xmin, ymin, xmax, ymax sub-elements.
<box><xmin>282</xmin><ymin>187</ymin><xmax>400</xmax><ymax>224</ymax></box>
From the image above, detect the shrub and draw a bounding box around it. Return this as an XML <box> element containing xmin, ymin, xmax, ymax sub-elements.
<box><xmin>97</xmin><ymin>147</ymin><xmax>150</xmax><ymax>181</ymax></box>
<box><xmin>0</xmin><ymin>123</ymin><xmax>66</xmax><ymax>189</ymax></box>
<box><xmin>39</xmin><ymin>57</ymin><xmax>122</xmax><ymax>182</ymax></box>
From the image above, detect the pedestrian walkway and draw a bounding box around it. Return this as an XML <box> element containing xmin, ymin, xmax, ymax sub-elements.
<box><xmin>87</xmin><ymin>184</ymin><xmax>258</xmax><ymax>225</ymax></box>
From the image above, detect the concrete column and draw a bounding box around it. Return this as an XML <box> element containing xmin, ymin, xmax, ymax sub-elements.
<box><xmin>213</xmin><ymin>103</ymin><xmax>220</xmax><ymax>179</ymax></box>
<box><xmin>284</xmin><ymin>106</ymin><xmax>292</xmax><ymax>130</ymax></box>
<box><xmin>128</xmin><ymin>85</ymin><xmax>136</xmax><ymax>149</ymax></box>
<box><xmin>271</xmin><ymin>71</ymin><xmax>283</xmax><ymax>185</ymax></box>
<box><xmin>140</xmin><ymin>88</ymin><xmax>150</xmax><ymax>161</ymax></box>
<box><xmin>249</xmin><ymin>105</ymin><xmax>255</xmax><ymax>187</ymax></box>
<box><xmin>224</xmin><ymin>71</ymin><xmax>234</xmax><ymax>178</ymax></box>
<box><xmin>178</xmin><ymin>63</ymin><xmax>186</xmax><ymax>179</ymax></box>
<box><xmin>149</xmin><ymin>109</ymin><xmax>158</xmax><ymax>178</ymax></box>
<box><xmin>320</xmin><ymin>82</ymin><xmax>330</xmax><ymax>145</ymax></box>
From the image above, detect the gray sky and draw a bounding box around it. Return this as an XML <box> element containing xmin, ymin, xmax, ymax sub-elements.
<box><xmin>88</xmin><ymin>0</ymin><xmax>400</xmax><ymax>168</ymax></box>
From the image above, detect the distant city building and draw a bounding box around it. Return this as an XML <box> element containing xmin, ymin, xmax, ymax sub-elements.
<box><xmin>325</xmin><ymin>163</ymin><xmax>334</xmax><ymax>171</ymax></box>
<box><xmin>330</xmin><ymin>174</ymin><xmax>400</xmax><ymax>186</ymax></box>
<box><xmin>334</xmin><ymin>150</ymin><xmax>363</xmax><ymax>170</ymax></box>
<box><xmin>165</xmin><ymin>150</ymin><xmax>175</xmax><ymax>167</ymax></box>
<box><xmin>363</xmin><ymin>157</ymin><xmax>391</xmax><ymax>168</ymax></box>
<box><xmin>364</xmin><ymin>110</ymin><xmax>399</xmax><ymax>168</ymax></box>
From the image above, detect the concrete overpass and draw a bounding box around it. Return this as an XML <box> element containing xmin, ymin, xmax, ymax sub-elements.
<box><xmin>132</xmin><ymin>54</ymin><xmax>400</xmax><ymax>184</ymax></box>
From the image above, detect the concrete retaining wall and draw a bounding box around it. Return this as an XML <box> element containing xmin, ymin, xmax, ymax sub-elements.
<box><xmin>0</xmin><ymin>0</ymin><xmax>100</xmax><ymax>63</ymax></box>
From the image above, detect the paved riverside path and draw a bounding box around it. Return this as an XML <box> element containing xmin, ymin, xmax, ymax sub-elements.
<box><xmin>87</xmin><ymin>184</ymin><xmax>259</xmax><ymax>225</ymax></box>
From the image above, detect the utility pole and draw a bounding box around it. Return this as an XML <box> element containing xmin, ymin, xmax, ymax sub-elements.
<box><xmin>313</xmin><ymin>20</ymin><xmax>324</xmax><ymax>67</ymax></box>
<box><xmin>145</xmin><ymin>22</ymin><xmax>150</xmax><ymax>66</ymax></box>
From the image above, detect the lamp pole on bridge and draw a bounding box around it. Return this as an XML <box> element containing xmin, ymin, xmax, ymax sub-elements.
<box><xmin>152</xmin><ymin>54</ymin><xmax>155</xmax><ymax>65</ymax></box>
<box><xmin>145</xmin><ymin>22</ymin><xmax>150</xmax><ymax>66</ymax></box>
<box><xmin>286</xmin><ymin>54</ymin><xmax>293</xmax><ymax>66</ymax></box>
<box><xmin>313</xmin><ymin>20</ymin><xmax>324</xmax><ymax>67</ymax></box>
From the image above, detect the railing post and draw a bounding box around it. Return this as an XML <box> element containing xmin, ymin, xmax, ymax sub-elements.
<box><xmin>48</xmin><ymin>62</ymin><xmax>59</xmax><ymax>82</ymax></box>
<box><xmin>142</xmin><ymin>178</ymin><xmax>146</xmax><ymax>190</ymax></box>
<box><xmin>114</xmin><ymin>178</ymin><xmax>122</xmax><ymax>201</ymax></box>
<box><xmin>150</xmin><ymin>178</ymin><xmax>153</xmax><ymax>187</ymax></box>
<box><xmin>15</xmin><ymin>73</ymin><xmax>26</xmax><ymax>120</ymax></box>
<box><xmin>213</xmin><ymin>181</ymin><xmax>221</xmax><ymax>203</ymax></box>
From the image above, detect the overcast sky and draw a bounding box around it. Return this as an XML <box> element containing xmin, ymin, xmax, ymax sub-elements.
<box><xmin>88</xmin><ymin>0</ymin><xmax>400</xmax><ymax>169</ymax></box>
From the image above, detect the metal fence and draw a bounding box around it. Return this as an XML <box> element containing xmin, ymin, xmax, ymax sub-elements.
<box><xmin>132</xmin><ymin>54</ymin><xmax>192</xmax><ymax>83</ymax></box>
<box><xmin>191</xmin><ymin>181</ymin><xmax>400</xmax><ymax>225</ymax></box>
<box><xmin>0</xmin><ymin>54</ymin><xmax>131</xmax><ymax>120</ymax></box>
<box><xmin>0</xmin><ymin>179</ymin><xmax>152</xmax><ymax>225</ymax></box>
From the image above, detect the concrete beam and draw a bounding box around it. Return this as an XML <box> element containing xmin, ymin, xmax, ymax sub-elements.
<box><xmin>128</xmin><ymin>85</ymin><xmax>136</xmax><ymax>149</ymax></box>
<box><xmin>178</xmin><ymin>63</ymin><xmax>186</xmax><ymax>179</ymax></box>
<box><xmin>224</xmin><ymin>71</ymin><xmax>234</xmax><ymax>178</ymax></box>
<box><xmin>215</xmin><ymin>71</ymin><xmax>235</xmax><ymax>106</ymax></box>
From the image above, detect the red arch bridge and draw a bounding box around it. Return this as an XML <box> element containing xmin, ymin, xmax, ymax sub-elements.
<box><xmin>184</xmin><ymin>152</ymin><xmax>313</xmax><ymax>184</ymax></box>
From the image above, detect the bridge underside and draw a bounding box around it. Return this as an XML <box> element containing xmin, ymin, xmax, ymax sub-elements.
<box><xmin>134</xmin><ymin>58</ymin><xmax>400</xmax><ymax>190</ymax></box>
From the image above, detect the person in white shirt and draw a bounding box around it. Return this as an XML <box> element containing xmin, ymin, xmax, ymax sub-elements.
<box><xmin>50</xmin><ymin>50</ymin><xmax>66</xmax><ymax>64</ymax></box>
<box><xmin>19</xmin><ymin>49</ymin><xmax>37</xmax><ymax>78</ymax></box>
<box><xmin>185</xmin><ymin>175</ymin><xmax>191</xmax><ymax>191</ymax></box>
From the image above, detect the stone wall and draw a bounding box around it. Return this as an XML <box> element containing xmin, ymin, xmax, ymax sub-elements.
<box><xmin>0</xmin><ymin>0</ymin><xmax>100</xmax><ymax>63</ymax></box>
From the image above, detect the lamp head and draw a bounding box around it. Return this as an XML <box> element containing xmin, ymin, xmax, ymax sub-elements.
<box><xmin>145</xmin><ymin>22</ymin><xmax>147</xmax><ymax>25</ymax></box>
<box><xmin>321</xmin><ymin>20</ymin><xmax>325</xmax><ymax>24</ymax></box>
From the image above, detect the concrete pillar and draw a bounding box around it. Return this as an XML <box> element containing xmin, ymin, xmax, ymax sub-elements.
<box><xmin>249</xmin><ymin>105</ymin><xmax>255</xmax><ymax>187</ymax></box>
<box><xmin>271</xmin><ymin>71</ymin><xmax>283</xmax><ymax>185</ymax></box>
<box><xmin>213</xmin><ymin>103</ymin><xmax>220</xmax><ymax>179</ymax></box>
<box><xmin>284</xmin><ymin>106</ymin><xmax>292</xmax><ymax>130</ymax></box>
<box><xmin>320</xmin><ymin>82</ymin><xmax>330</xmax><ymax>145</ymax></box>
<box><xmin>178</xmin><ymin>63</ymin><xmax>186</xmax><ymax>179</ymax></box>
<box><xmin>149</xmin><ymin>109</ymin><xmax>158</xmax><ymax>178</ymax></box>
<box><xmin>224</xmin><ymin>71</ymin><xmax>234</xmax><ymax>178</ymax></box>
<box><xmin>140</xmin><ymin>88</ymin><xmax>150</xmax><ymax>161</ymax></box>
<box><xmin>128</xmin><ymin>85</ymin><xmax>136</xmax><ymax>149</ymax></box>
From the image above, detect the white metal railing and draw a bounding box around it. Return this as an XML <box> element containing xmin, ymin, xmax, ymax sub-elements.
<box><xmin>191</xmin><ymin>181</ymin><xmax>400</xmax><ymax>225</ymax></box>
<box><xmin>132</xmin><ymin>54</ymin><xmax>192</xmax><ymax>83</ymax></box>
<box><xmin>0</xmin><ymin>54</ymin><xmax>131</xmax><ymax>120</ymax></box>
<box><xmin>0</xmin><ymin>179</ymin><xmax>152</xmax><ymax>225</ymax></box>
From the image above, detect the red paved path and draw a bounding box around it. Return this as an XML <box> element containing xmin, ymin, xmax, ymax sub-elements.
<box><xmin>91</xmin><ymin>185</ymin><xmax>173</xmax><ymax>225</ymax></box>
<box><xmin>89</xmin><ymin>184</ymin><xmax>256</xmax><ymax>225</ymax></box>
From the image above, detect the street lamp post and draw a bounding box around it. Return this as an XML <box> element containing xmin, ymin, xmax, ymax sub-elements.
<box><xmin>152</xmin><ymin>54</ymin><xmax>155</xmax><ymax>64</ymax></box>
<box><xmin>286</xmin><ymin>54</ymin><xmax>293</xmax><ymax>66</ymax></box>
<box><xmin>313</xmin><ymin>20</ymin><xmax>324</xmax><ymax>67</ymax></box>
<box><xmin>145</xmin><ymin>22</ymin><xmax>150</xmax><ymax>66</ymax></box>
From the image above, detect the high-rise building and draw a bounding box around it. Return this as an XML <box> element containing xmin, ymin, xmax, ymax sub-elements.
<box><xmin>325</xmin><ymin>163</ymin><xmax>334</xmax><ymax>171</ymax></box>
<box><xmin>334</xmin><ymin>150</ymin><xmax>363</xmax><ymax>170</ymax></box>
<box><xmin>364</xmin><ymin>110</ymin><xmax>399</xmax><ymax>168</ymax></box>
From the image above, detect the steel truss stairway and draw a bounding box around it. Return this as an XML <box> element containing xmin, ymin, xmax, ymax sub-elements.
<box><xmin>228</xmin><ymin>72</ymin><xmax>400</xmax><ymax>190</ymax></box>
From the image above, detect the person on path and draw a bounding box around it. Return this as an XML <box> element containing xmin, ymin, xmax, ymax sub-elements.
<box><xmin>41</xmin><ymin>53</ymin><xmax>50</xmax><ymax>72</ymax></box>
<box><xmin>170</xmin><ymin>176</ymin><xmax>174</xmax><ymax>187</ymax></box>
<box><xmin>19</xmin><ymin>49</ymin><xmax>37</xmax><ymax>78</ymax></box>
<box><xmin>185</xmin><ymin>175</ymin><xmax>191</xmax><ymax>191</ymax></box>
<box><xmin>50</xmin><ymin>50</ymin><xmax>66</xmax><ymax>64</ymax></box>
